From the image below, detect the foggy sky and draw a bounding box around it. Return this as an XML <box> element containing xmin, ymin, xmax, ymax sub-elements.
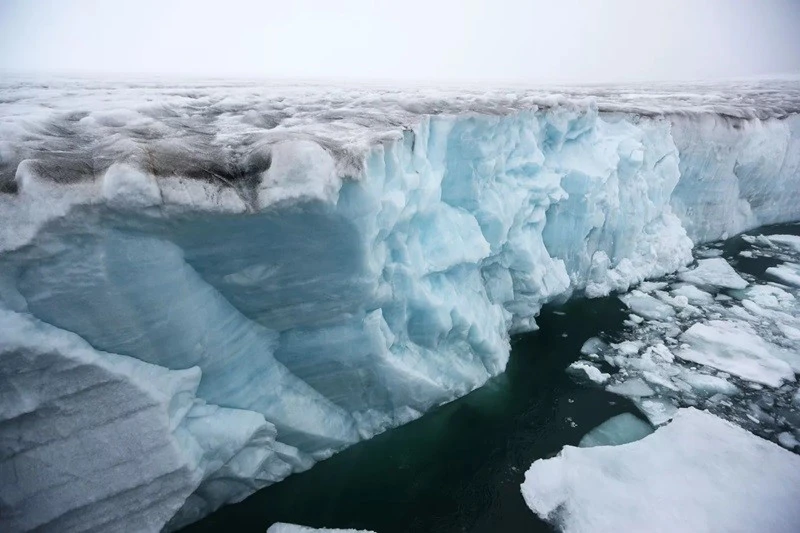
<box><xmin>1</xmin><ymin>0</ymin><xmax>799</xmax><ymax>83</ymax></box>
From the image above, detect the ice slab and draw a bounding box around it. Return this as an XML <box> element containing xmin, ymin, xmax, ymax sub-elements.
<box><xmin>670</xmin><ymin>283</ymin><xmax>715</xmax><ymax>306</ymax></box>
<box><xmin>567</xmin><ymin>361</ymin><xmax>610</xmax><ymax>385</ymax></box>
<box><xmin>619</xmin><ymin>291</ymin><xmax>675</xmax><ymax>321</ymax></box>
<box><xmin>768</xmin><ymin>235</ymin><xmax>800</xmax><ymax>253</ymax></box>
<box><xmin>678</xmin><ymin>257</ymin><xmax>748</xmax><ymax>290</ymax></box>
<box><xmin>580</xmin><ymin>337</ymin><xmax>608</xmax><ymax>356</ymax></box>
<box><xmin>778</xmin><ymin>432</ymin><xmax>799</xmax><ymax>450</ymax></box>
<box><xmin>767</xmin><ymin>263</ymin><xmax>800</xmax><ymax>288</ymax></box>
<box><xmin>633</xmin><ymin>397</ymin><xmax>679</xmax><ymax>426</ymax></box>
<box><xmin>0</xmin><ymin>308</ymin><xmax>299</xmax><ymax>533</ymax></box>
<box><xmin>2</xmin><ymin>79</ymin><xmax>800</xmax><ymax>530</ymax></box>
<box><xmin>521</xmin><ymin>408</ymin><xmax>800</xmax><ymax>533</ymax></box>
<box><xmin>578</xmin><ymin>413</ymin><xmax>653</xmax><ymax>448</ymax></box>
<box><xmin>677</xmin><ymin>321</ymin><xmax>796</xmax><ymax>387</ymax></box>
<box><xmin>678</xmin><ymin>372</ymin><xmax>739</xmax><ymax>397</ymax></box>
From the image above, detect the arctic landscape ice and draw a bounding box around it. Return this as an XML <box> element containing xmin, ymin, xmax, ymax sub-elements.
<box><xmin>2</xmin><ymin>77</ymin><xmax>800</xmax><ymax>532</ymax></box>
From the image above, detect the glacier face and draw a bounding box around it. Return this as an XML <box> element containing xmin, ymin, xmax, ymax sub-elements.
<box><xmin>1</xmin><ymin>79</ymin><xmax>800</xmax><ymax>531</ymax></box>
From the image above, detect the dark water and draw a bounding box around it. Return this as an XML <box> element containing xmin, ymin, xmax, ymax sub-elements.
<box><xmin>184</xmin><ymin>295</ymin><xmax>641</xmax><ymax>533</ymax></box>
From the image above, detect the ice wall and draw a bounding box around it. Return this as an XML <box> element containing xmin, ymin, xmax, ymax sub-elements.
<box><xmin>1</xmin><ymin>100</ymin><xmax>799</xmax><ymax>531</ymax></box>
<box><xmin>670</xmin><ymin>114</ymin><xmax>800</xmax><ymax>242</ymax></box>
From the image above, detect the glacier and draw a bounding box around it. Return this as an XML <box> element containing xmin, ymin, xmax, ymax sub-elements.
<box><xmin>1</xmin><ymin>78</ymin><xmax>800</xmax><ymax>531</ymax></box>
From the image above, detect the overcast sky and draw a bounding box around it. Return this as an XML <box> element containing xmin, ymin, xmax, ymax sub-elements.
<box><xmin>1</xmin><ymin>0</ymin><xmax>799</xmax><ymax>83</ymax></box>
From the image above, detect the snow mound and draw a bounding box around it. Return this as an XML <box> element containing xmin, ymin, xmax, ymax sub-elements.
<box><xmin>521</xmin><ymin>408</ymin><xmax>800</xmax><ymax>533</ymax></box>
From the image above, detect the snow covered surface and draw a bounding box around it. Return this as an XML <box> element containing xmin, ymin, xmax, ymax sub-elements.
<box><xmin>1</xmin><ymin>78</ymin><xmax>800</xmax><ymax>530</ymax></box>
<box><xmin>521</xmin><ymin>408</ymin><xmax>800</xmax><ymax>533</ymax></box>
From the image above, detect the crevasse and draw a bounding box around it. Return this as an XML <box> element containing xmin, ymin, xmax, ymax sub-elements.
<box><xmin>1</xmin><ymin>105</ymin><xmax>799</xmax><ymax>532</ymax></box>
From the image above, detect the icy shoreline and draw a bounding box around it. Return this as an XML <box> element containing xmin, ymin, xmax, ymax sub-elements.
<box><xmin>1</xmin><ymin>80</ymin><xmax>800</xmax><ymax>531</ymax></box>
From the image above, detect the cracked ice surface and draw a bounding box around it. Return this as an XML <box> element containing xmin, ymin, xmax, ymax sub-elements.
<box><xmin>2</xmin><ymin>79</ymin><xmax>800</xmax><ymax>530</ymax></box>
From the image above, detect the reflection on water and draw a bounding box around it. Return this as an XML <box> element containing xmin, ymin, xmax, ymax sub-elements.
<box><xmin>184</xmin><ymin>293</ymin><xmax>641</xmax><ymax>533</ymax></box>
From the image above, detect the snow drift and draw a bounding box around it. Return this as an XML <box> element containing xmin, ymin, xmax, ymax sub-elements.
<box><xmin>1</xmin><ymin>79</ymin><xmax>799</xmax><ymax>531</ymax></box>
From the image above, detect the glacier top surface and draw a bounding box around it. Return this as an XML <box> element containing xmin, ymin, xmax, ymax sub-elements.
<box><xmin>2</xmin><ymin>76</ymin><xmax>799</xmax><ymax>189</ymax></box>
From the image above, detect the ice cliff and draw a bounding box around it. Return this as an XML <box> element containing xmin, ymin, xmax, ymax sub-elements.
<box><xmin>1</xmin><ymin>79</ymin><xmax>799</xmax><ymax>531</ymax></box>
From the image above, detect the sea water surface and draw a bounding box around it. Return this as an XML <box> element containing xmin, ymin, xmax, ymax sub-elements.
<box><xmin>184</xmin><ymin>223</ymin><xmax>800</xmax><ymax>533</ymax></box>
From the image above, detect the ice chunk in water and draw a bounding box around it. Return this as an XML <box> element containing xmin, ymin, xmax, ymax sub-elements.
<box><xmin>606</xmin><ymin>378</ymin><xmax>655</xmax><ymax>398</ymax></box>
<box><xmin>678</xmin><ymin>257</ymin><xmax>748</xmax><ymax>290</ymax></box>
<box><xmin>267</xmin><ymin>524</ymin><xmax>375</xmax><ymax>533</ymax></box>
<box><xmin>578</xmin><ymin>413</ymin><xmax>653</xmax><ymax>448</ymax></box>
<box><xmin>679</xmin><ymin>371</ymin><xmax>740</xmax><ymax>397</ymax></box>
<box><xmin>778</xmin><ymin>432</ymin><xmax>799</xmax><ymax>450</ymax></box>
<box><xmin>521</xmin><ymin>408</ymin><xmax>800</xmax><ymax>533</ymax></box>
<box><xmin>580</xmin><ymin>336</ymin><xmax>608</xmax><ymax>356</ymax></box>
<box><xmin>677</xmin><ymin>321</ymin><xmax>796</xmax><ymax>387</ymax></box>
<box><xmin>744</xmin><ymin>284</ymin><xmax>795</xmax><ymax>309</ymax></box>
<box><xmin>670</xmin><ymin>283</ymin><xmax>715</xmax><ymax>305</ymax></box>
<box><xmin>767</xmin><ymin>263</ymin><xmax>800</xmax><ymax>288</ymax></box>
<box><xmin>619</xmin><ymin>291</ymin><xmax>675</xmax><ymax>320</ymax></box>
<box><xmin>768</xmin><ymin>235</ymin><xmax>800</xmax><ymax>253</ymax></box>
<box><xmin>633</xmin><ymin>397</ymin><xmax>678</xmax><ymax>426</ymax></box>
<box><xmin>567</xmin><ymin>361</ymin><xmax>610</xmax><ymax>385</ymax></box>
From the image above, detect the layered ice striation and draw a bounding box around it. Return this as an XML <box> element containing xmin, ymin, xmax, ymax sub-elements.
<box><xmin>1</xmin><ymin>79</ymin><xmax>800</xmax><ymax>531</ymax></box>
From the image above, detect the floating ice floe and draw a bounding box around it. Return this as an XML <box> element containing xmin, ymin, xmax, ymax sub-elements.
<box><xmin>678</xmin><ymin>257</ymin><xmax>748</xmax><ymax>290</ymax></box>
<box><xmin>670</xmin><ymin>283</ymin><xmax>715</xmax><ymax>306</ymax></box>
<box><xmin>606</xmin><ymin>378</ymin><xmax>655</xmax><ymax>398</ymax></box>
<box><xmin>618</xmin><ymin>291</ymin><xmax>675</xmax><ymax>320</ymax></box>
<box><xmin>566</xmin><ymin>361</ymin><xmax>610</xmax><ymax>385</ymax></box>
<box><xmin>569</xmin><ymin>232</ymin><xmax>800</xmax><ymax>444</ymax></box>
<box><xmin>767</xmin><ymin>263</ymin><xmax>800</xmax><ymax>288</ymax></box>
<box><xmin>632</xmin><ymin>397</ymin><xmax>679</xmax><ymax>426</ymax></box>
<box><xmin>677</xmin><ymin>321</ymin><xmax>796</xmax><ymax>387</ymax></box>
<box><xmin>580</xmin><ymin>337</ymin><xmax>608</xmax><ymax>356</ymax></box>
<box><xmin>521</xmin><ymin>408</ymin><xmax>800</xmax><ymax>533</ymax></box>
